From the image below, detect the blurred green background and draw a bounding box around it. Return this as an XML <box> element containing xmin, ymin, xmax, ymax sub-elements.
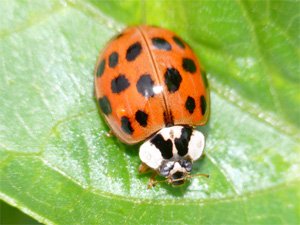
<box><xmin>0</xmin><ymin>0</ymin><xmax>299</xmax><ymax>224</ymax></box>
<box><xmin>1</xmin><ymin>200</ymin><xmax>40</xmax><ymax>224</ymax></box>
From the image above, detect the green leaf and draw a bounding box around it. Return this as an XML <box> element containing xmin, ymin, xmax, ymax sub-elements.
<box><xmin>1</xmin><ymin>0</ymin><xmax>299</xmax><ymax>224</ymax></box>
<box><xmin>0</xmin><ymin>200</ymin><xmax>41</xmax><ymax>224</ymax></box>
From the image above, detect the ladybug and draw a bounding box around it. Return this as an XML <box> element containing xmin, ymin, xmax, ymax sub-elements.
<box><xmin>94</xmin><ymin>25</ymin><xmax>210</xmax><ymax>188</ymax></box>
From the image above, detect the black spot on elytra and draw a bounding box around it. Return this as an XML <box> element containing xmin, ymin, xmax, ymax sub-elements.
<box><xmin>173</xmin><ymin>36</ymin><xmax>185</xmax><ymax>49</ymax></box>
<box><xmin>121</xmin><ymin>116</ymin><xmax>134</xmax><ymax>135</ymax></box>
<box><xmin>136</xmin><ymin>74</ymin><xmax>156</xmax><ymax>98</ymax></box>
<box><xmin>175</xmin><ymin>126</ymin><xmax>193</xmax><ymax>157</ymax></box>
<box><xmin>135</xmin><ymin>110</ymin><xmax>148</xmax><ymax>127</ymax></box>
<box><xmin>111</xmin><ymin>75</ymin><xmax>130</xmax><ymax>93</ymax></box>
<box><xmin>201</xmin><ymin>69</ymin><xmax>208</xmax><ymax>88</ymax></box>
<box><xmin>151</xmin><ymin>134</ymin><xmax>173</xmax><ymax>159</ymax></box>
<box><xmin>200</xmin><ymin>95</ymin><xmax>207</xmax><ymax>116</ymax></box>
<box><xmin>182</xmin><ymin>58</ymin><xmax>196</xmax><ymax>73</ymax></box>
<box><xmin>98</xmin><ymin>96</ymin><xmax>111</xmax><ymax>115</ymax></box>
<box><xmin>152</xmin><ymin>38</ymin><xmax>171</xmax><ymax>51</ymax></box>
<box><xmin>97</xmin><ymin>59</ymin><xmax>105</xmax><ymax>77</ymax></box>
<box><xmin>165</xmin><ymin>68</ymin><xmax>182</xmax><ymax>93</ymax></box>
<box><xmin>109</xmin><ymin>52</ymin><xmax>119</xmax><ymax>68</ymax></box>
<box><xmin>185</xmin><ymin>96</ymin><xmax>195</xmax><ymax>114</ymax></box>
<box><xmin>126</xmin><ymin>42</ymin><xmax>142</xmax><ymax>61</ymax></box>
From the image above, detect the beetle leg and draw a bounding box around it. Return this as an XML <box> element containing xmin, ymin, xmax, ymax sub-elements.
<box><xmin>105</xmin><ymin>130</ymin><xmax>114</xmax><ymax>138</ymax></box>
<box><xmin>147</xmin><ymin>171</ymin><xmax>157</xmax><ymax>189</ymax></box>
<box><xmin>138</xmin><ymin>162</ymin><xmax>153</xmax><ymax>174</ymax></box>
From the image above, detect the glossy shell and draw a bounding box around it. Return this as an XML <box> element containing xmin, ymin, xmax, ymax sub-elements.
<box><xmin>94</xmin><ymin>25</ymin><xmax>209</xmax><ymax>144</ymax></box>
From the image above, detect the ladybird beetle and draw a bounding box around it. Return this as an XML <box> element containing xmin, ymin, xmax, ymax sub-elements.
<box><xmin>94</xmin><ymin>25</ymin><xmax>210</xmax><ymax>188</ymax></box>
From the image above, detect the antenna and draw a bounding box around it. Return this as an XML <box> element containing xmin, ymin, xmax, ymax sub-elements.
<box><xmin>149</xmin><ymin>173</ymin><xmax>210</xmax><ymax>188</ymax></box>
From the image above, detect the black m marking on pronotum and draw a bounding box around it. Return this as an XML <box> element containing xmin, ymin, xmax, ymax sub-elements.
<box><xmin>151</xmin><ymin>134</ymin><xmax>173</xmax><ymax>159</ymax></box>
<box><xmin>175</xmin><ymin>126</ymin><xmax>193</xmax><ymax>156</ymax></box>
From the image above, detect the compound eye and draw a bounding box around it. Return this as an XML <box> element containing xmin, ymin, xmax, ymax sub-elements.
<box><xmin>160</xmin><ymin>161</ymin><xmax>174</xmax><ymax>177</ymax></box>
<box><xmin>180</xmin><ymin>159</ymin><xmax>192</xmax><ymax>172</ymax></box>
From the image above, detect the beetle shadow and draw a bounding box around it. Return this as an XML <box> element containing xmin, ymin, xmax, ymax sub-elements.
<box><xmin>197</xmin><ymin>119</ymin><xmax>211</xmax><ymax>140</ymax></box>
<box><xmin>93</xmin><ymin>91</ymin><xmax>104</xmax><ymax>122</ymax></box>
<box><xmin>161</xmin><ymin>180</ymin><xmax>191</xmax><ymax>196</ymax></box>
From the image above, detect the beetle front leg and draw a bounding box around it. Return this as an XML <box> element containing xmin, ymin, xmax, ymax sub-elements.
<box><xmin>147</xmin><ymin>171</ymin><xmax>157</xmax><ymax>189</ymax></box>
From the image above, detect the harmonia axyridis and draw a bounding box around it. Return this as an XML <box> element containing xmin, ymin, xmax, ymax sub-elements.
<box><xmin>94</xmin><ymin>25</ymin><xmax>210</xmax><ymax>188</ymax></box>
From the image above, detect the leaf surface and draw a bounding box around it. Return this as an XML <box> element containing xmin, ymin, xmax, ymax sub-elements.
<box><xmin>0</xmin><ymin>0</ymin><xmax>299</xmax><ymax>224</ymax></box>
